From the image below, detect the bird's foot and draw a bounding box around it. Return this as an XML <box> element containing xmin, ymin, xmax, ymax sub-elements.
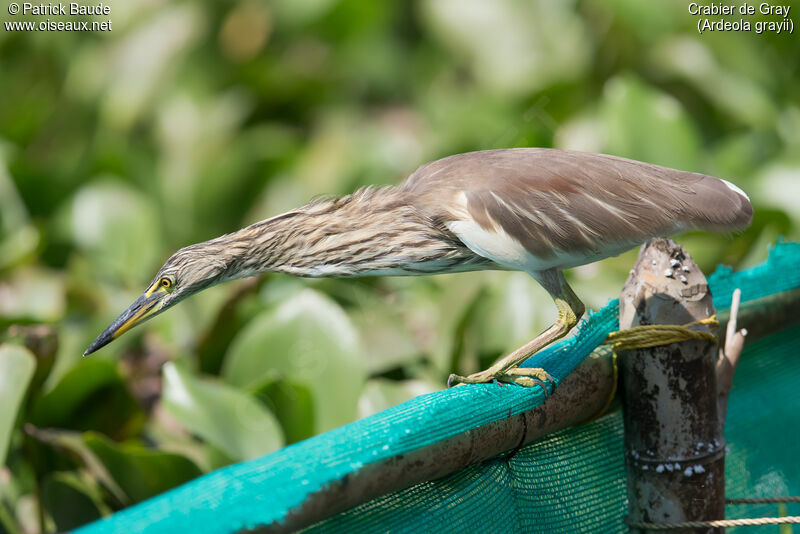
<box><xmin>502</xmin><ymin>367</ymin><xmax>555</xmax><ymax>390</ymax></box>
<box><xmin>448</xmin><ymin>367</ymin><xmax>553</xmax><ymax>392</ymax></box>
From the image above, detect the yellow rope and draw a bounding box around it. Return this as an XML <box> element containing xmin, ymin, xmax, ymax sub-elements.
<box><xmin>589</xmin><ymin>349</ymin><xmax>618</xmax><ymax>421</ymax></box>
<box><xmin>728</xmin><ymin>497</ymin><xmax>800</xmax><ymax>504</ymax></box>
<box><xmin>589</xmin><ymin>315</ymin><xmax>719</xmax><ymax>421</ymax></box>
<box><xmin>630</xmin><ymin>497</ymin><xmax>800</xmax><ymax>529</ymax></box>
<box><xmin>628</xmin><ymin>516</ymin><xmax>800</xmax><ymax>530</ymax></box>
<box><xmin>602</xmin><ymin>315</ymin><xmax>719</xmax><ymax>351</ymax></box>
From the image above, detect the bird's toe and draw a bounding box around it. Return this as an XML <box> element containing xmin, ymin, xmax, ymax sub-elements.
<box><xmin>447</xmin><ymin>367</ymin><xmax>553</xmax><ymax>394</ymax></box>
<box><xmin>504</xmin><ymin>367</ymin><xmax>554</xmax><ymax>383</ymax></box>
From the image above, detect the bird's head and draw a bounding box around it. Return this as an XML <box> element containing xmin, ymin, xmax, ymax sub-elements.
<box><xmin>84</xmin><ymin>242</ymin><xmax>230</xmax><ymax>355</ymax></box>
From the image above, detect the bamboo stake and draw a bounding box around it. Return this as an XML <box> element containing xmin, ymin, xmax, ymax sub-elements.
<box><xmin>619</xmin><ymin>238</ymin><xmax>724</xmax><ymax>534</ymax></box>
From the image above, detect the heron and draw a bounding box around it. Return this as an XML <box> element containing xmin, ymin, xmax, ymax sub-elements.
<box><xmin>84</xmin><ymin>148</ymin><xmax>753</xmax><ymax>387</ymax></box>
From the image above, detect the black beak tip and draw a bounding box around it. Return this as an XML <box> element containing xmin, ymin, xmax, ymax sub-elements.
<box><xmin>84</xmin><ymin>331</ymin><xmax>113</xmax><ymax>357</ymax></box>
<box><xmin>84</xmin><ymin>291</ymin><xmax>162</xmax><ymax>357</ymax></box>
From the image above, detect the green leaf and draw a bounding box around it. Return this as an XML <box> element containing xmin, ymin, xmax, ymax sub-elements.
<box><xmin>83</xmin><ymin>432</ymin><xmax>202</xmax><ymax>503</ymax></box>
<box><xmin>0</xmin><ymin>269</ymin><xmax>65</xmax><ymax>323</ymax></box>
<box><xmin>651</xmin><ymin>37</ymin><xmax>775</xmax><ymax>128</ymax></box>
<box><xmin>29</xmin><ymin>426</ymin><xmax>202</xmax><ymax>507</ymax></box>
<box><xmin>162</xmin><ymin>362</ymin><xmax>284</xmax><ymax>461</ymax></box>
<box><xmin>196</xmin><ymin>277</ymin><xmax>265</xmax><ymax>375</ymax></box>
<box><xmin>0</xmin><ymin>153</ymin><xmax>39</xmax><ymax>271</ymax></box>
<box><xmin>0</xmin><ymin>345</ymin><xmax>36</xmax><ymax>467</ymax></box>
<box><xmin>0</xmin><ymin>226</ymin><xmax>39</xmax><ymax>273</ymax></box>
<box><xmin>223</xmin><ymin>289</ymin><xmax>366</xmax><ymax>433</ymax></box>
<box><xmin>473</xmin><ymin>272</ymin><xmax>552</xmax><ymax>357</ymax></box>
<box><xmin>42</xmin><ymin>472</ymin><xmax>105</xmax><ymax>531</ymax></box>
<box><xmin>30</xmin><ymin>360</ymin><xmax>143</xmax><ymax>440</ymax></box>
<box><xmin>60</xmin><ymin>181</ymin><xmax>162</xmax><ymax>282</ymax></box>
<box><xmin>358</xmin><ymin>379</ymin><xmax>439</xmax><ymax>419</ymax></box>
<box><xmin>345</xmin><ymin>285</ymin><xmax>422</xmax><ymax>375</ymax></box>
<box><xmin>251</xmin><ymin>379</ymin><xmax>315</xmax><ymax>444</ymax></box>
<box><xmin>415</xmin><ymin>273</ymin><xmax>485</xmax><ymax>374</ymax></box>
<box><xmin>421</xmin><ymin>0</ymin><xmax>589</xmax><ymax>95</ymax></box>
<box><xmin>756</xmin><ymin>163</ymin><xmax>800</xmax><ymax>224</ymax></box>
<box><xmin>26</xmin><ymin>426</ymin><xmax>128</xmax><ymax>506</ymax></box>
<box><xmin>601</xmin><ymin>75</ymin><xmax>699</xmax><ymax>171</ymax></box>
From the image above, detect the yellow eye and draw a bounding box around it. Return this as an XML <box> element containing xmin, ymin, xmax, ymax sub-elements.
<box><xmin>159</xmin><ymin>277</ymin><xmax>173</xmax><ymax>290</ymax></box>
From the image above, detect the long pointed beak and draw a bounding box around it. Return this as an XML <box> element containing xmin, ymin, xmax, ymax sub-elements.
<box><xmin>84</xmin><ymin>291</ymin><xmax>165</xmax><ymax>356</ymax></box>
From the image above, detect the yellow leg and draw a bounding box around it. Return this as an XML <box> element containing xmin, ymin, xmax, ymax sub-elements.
<box><xmin>448</xmin><ymin>270</ymin><xmax>584</xmax><ymax>388</ymax></box>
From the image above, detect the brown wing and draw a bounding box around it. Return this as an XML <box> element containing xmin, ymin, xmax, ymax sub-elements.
<box><xmin>403</xmin><ymin>148</ymin><xmax>752</xmax><ymax>261</ymax></box>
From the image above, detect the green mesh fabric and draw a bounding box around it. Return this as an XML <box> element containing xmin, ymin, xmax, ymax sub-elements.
<box><xmin>78</xmin><ymin>241</ymin><xmax>800</xmax><ymax>534</ymax></box>
<box><xmin>306</xmin><ymin>413</ymin><xmax>628</xmax><ymax>533</ymax></box>
<box><xmin>309</xmin><ymin>322</ymin><xmax>800</xmax><ymax>532</ymax></box>
<box><xmin>724</xmin><ymin>324</ymin><xmax>800</xmax><ymax>531</ymax></box>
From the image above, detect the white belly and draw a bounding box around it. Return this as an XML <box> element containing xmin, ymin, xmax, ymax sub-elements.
<box><xmin>447</xmin><ymin>219</ymin><xmax>633</xmax><ymax>273</ymax></box>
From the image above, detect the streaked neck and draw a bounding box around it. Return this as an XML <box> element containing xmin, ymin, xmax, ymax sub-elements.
<box><xmin>224</xmin><ymin>188</ymin><xmax>488</xmax><ymax>278</ymax></box>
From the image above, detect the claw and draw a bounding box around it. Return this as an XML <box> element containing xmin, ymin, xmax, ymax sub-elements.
<box><xmin>447</xmin><ymin>373</ymin><xmax>458</xmax><ymax>388</ymax></box>
<box><xmin>448</xmin><ymin>366</ymin><xmax>553</xmax><ymax>392</ymax></box>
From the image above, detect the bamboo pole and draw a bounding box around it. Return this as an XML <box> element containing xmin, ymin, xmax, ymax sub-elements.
<box><xmin>618</xmin><ymin>238</ymin><xmax>724</xmax><ymax>533</ymax></box>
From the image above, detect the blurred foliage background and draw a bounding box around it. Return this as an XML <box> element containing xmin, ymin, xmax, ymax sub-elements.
<box><xmin>0</xmin><ymin>0</ymin><xmax>798</xmax><ymax>531</ymax></box>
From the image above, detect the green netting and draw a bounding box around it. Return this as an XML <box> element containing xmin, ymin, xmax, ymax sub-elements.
<box><xmin>77</xmin><ymin>241</ymin><xmax>800</xmax><ymax>534</ymax></box>
<box><xmin>308</xmin><ymin>324</ymin><xmax>800</xmax><ymax>533</ymax></box>
<box><xmin>307</xmin><ymin>412</ymin><xmax>628</xmax><ymax>533</ymax></box>
<box><xmin>724</xmin><ymin>324</ymin><xmax>800</xmax><ymax>531</ymax></box>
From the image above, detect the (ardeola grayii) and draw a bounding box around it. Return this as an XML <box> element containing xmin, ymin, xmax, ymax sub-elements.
<box><xmin>85</xmin><ymin>148</ymin><xmax>753</xmax><ymax>388</ymax></box>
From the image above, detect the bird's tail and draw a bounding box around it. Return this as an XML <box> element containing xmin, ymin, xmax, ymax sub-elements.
<box><xmin>683</xmin><ymin>175</ymin><xmax>753</xmax><ymax>233</ymax></box>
